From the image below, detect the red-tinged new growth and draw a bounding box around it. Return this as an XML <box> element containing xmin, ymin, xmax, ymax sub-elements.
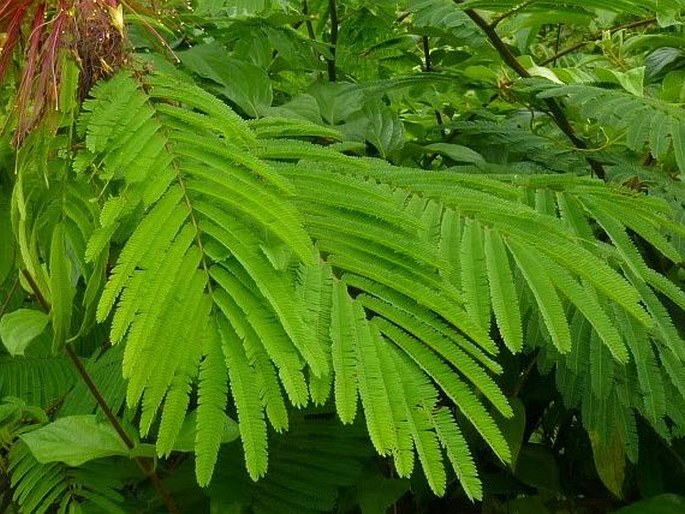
<box><xmin>0</xmin><ymin>0</ymin><xmax>127</xmax><ymax>145</ymax></box>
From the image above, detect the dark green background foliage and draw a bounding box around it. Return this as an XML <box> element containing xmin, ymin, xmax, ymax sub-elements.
<box><xmin>1</xmin><ymin>0</ymin><xmax>685</xmax><ymax>512</ymax></box>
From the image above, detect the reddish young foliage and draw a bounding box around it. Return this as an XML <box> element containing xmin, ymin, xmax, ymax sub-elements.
<box><xmin>0</xmin><ymin>0</ymin><xmax>126</xmax><ymax>145</ymax></box>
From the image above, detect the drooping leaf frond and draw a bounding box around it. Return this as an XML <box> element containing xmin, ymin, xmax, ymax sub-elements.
<box><xmin>330</xmin><ymin>279</ymin><xmax>360</xmax><ymax>425</ymax></box>
<box><xmin>72</xmin><ymin>66</ymin><xmax>685</xmax><ymax>494</ymax></box>
<box><xmin>195</xmin><ymin>319</ymin><xmax>229</xmax><ymax>486</ymax></box>
<box><xmin>75</xmin><ymin>70</ymin><xmax>322</xmax><ymax>482</ymax></box>
<box><xmin>218</xmin><ymin>315</ymin><xmax>268</xmax><ymax>481</ymax></box>
<box><xmin>483</xmin><ymin>228</ymin><xmax>522</xmax><ymax>353</ymax></box>
<box><xmin>258</xmin><ymin>138</ymin><xmax>685</xmax><ymax>465</ymax></box>
<box><xmin>298</xmin><ymin>263</ymin><xmax>334</xmax><ymax>406</ymax></box>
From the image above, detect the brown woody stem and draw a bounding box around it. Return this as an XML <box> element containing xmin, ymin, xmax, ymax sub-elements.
<box><xmin>422</xmin><ymin>36</ymin><xmax>446</xmax><ymax>137</ymax></box>
<box><xmin>462</xmin><ymin>6</ymin><xmax>606</xmax><ymax>179</ymax></box>
<box><xmin>21</xmin><ymin>269</ymin><xmax>180</xmax><ymax>514</ymax></box>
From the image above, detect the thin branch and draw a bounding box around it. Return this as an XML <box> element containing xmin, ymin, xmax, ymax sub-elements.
<box><xmin>553</xmin><ymin>24</ymin><xmax>562</xmax><ymax>66</ymax></box>
<box><xmin>300</xmin><ymin>0</ymin><xmax>326</xmax><ymax>70</ymax></box>
<box><xmin>21</xmin><ymin>269</ymin><xmax>180</xmax><ymax>514</ymax></box>
<box><xmin>302</xmin><ymin>0</ymin><xmax>316</xmax><ymax>41</ymax></box>
<box><xmin>490</xmin><ymin>0</ymin><xmax>540</xmax><ymax>29</ymax></box>
<box><xmin>21</xmin><ymin>270</ymin><xmax>134</xmax><ymax>444</ymax></box>
<box><xmin>21</xmin><ymin>270</ymin><xmax>50</xmax><ymax>315</ymax></box>
<box><xmin>422</xmin><ymin>36</ymin><xmax>446</xmax><ymax>137</ymax></box>
<box><xmin>66</xmin><ymin>345</ymin><xmax>136</xmax><ymax>447</ymax></box>
<box><xmin>327</xmin><ymin>0</ymin><xmax>338</xmax><ymax>81</ymax></box>
<box><xmin>422</xmin><ymin>35</ymin><xmax>433</xmax><ymax>72</ymax></box>
<box><xmin>461</xmin><ymin>6</ymin><xmax>606</xmax><ymax>179</ymax></box>
<box><xmin>539</xmin><ymin>17</ymin><xmax>656</xmax><ymax>66</ymax></box>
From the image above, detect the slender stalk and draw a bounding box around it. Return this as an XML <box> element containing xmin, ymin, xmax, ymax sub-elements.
<box><xmin>302</xmin><ymin>0</ymin><xmax>316</xmax><ymax>41</ymax></box>
<box><xmin>461</xmin><ymin>6</ymin><xmax>606</xmax><ymax>179</ymax></box>
<box><xmin>539</xmin><ymin>17</ymin><xmax>656</xmax><ymax>66</ymax></box>
<box><xmin>65</xmin><ymin>345</ymin><xmax>135</xmax><ymax>447</ymax></box>
<box><xmin>327</xmin><ymin>0</ymin><xmax>338</xmax><ymax>81</ymax></box>
<box><xmin>422</xmin><ymin>36</ymin><xmax>446</xmax><ymax>137</ymax></box>
<box><xmin>422</xmin><ymin>35</ymin><xmax>433</xmax><ymax>72</ymax></box>
<box><xmin>300</xmin><ymin>0</ymin><xmax>325</xmax><ymax>69</ymax></box>
<box><xmin>19</xmin><ymin>270</ymin><xmax>49</xmax><ymax>319</ymax></box>
<box><xmin>20</xmin><ymin>269</ymin><xmax>180</xmax><ymax>514</ymax></box>
<box><xmin>490</xmin><ymin>0</ymin><xmax>540</xmax><ymax>29</ymax></box>
<box><xmin>553</xmin><ymin>24</ymin><xmax>562</xmax><ymax>66</ymax></box>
